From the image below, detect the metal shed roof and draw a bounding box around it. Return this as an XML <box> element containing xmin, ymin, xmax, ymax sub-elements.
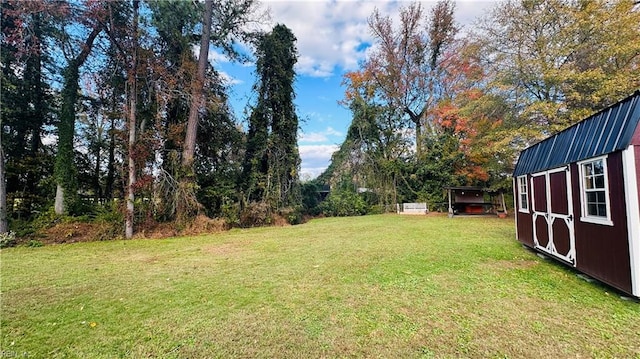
<box><xmin>513</xmin><ymin>91</ymin><xmax>640</xmax><ymax>176</ymax></box>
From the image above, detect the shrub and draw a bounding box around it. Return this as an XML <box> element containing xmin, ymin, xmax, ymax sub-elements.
<box><xmin>221</xmin><ymin>199</ymin><xmax>241</xmax><ymax>227</ymax></box>
<box><xmin>240</xmin><ymin>201</ymin><xmax>273</xmax><ymax>227</ymax></box>
<box><xmin>279</xmin><ymin>207</ymin><xmax>303</xmax><ymax>225</ymax></box>
<box><xmin>0</xmin><ymin>231</ymin><xmax>17</xmax><ymax>248</ymax></box>
<box><xmin>31</xmin><ymin>208</ymin><xmax>64</xmax><ymax>231</ymax></box>
<box><xmin>320</xmin><ymin>190</ymin><xmax>367</xmax><ymax>217</ymax></box>
<box><xmin>300</xmin><ymin>181</ymin><xmax>323</xmax><ymax>216</ymax></box>
<box><xmin>368</xmin><ymin>204</ymin><xmax>385</xmax><ymax>215</ymax></box>
<box><xmin>27</xmin><ymin>239</ymin><xmax>43</xmax><ymax>248</ymax></box>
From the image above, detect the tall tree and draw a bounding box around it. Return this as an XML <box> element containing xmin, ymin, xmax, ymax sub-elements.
<box><xmin>182</xmin><ymin>0</ymin><xmax>261</xmax><ymax>168</ymax></box>
<box><xmin>0</xmin><ymin>128</ymin><xmax>7</xmax><ymax>234</ymax></box>
<box><xmin>54</xmin><ymin>1</ymin><xmax>104</xmax><ymax>214</ymax></box>
<box><xmin>176</xmin><ymin>0</ymin><xmax>261</xmax><ymax>220</ymax></box>
<box><xmin>243</xmin><ymin>24</ymin><xmax>301</xmax><ymax>209</ymax></box>
<box><xmin>182</xmin><ymin>0</ymin><xmax>213</xmax><ymax>169</ymax></box>
<box><xmin>333</xmin><ymin>69</ymin><xmax>411</xmax><ymax>209</ymax></box>
<box><xmin>1</xmin><ymin>0</ymin><xmax>61</xmax><ymax>218</ymax></box>
<box><xmin>366</xmin><ymin>0</ymin><xmax>457</xmax><ymax>157</ymax></box>
<box><xmin>477</xmin><ymin>0</ymin><xmax>640</xmax><ymax>146</ymax></box>
<box><xmin>125</xmin><ymin>0</ymin><xmax>139</xmax><ymax>239</ymax></box>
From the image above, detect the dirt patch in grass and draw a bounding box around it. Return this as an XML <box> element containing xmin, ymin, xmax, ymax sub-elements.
<box><xmin>481</xmin><ymin>259</ymin><xmax>539</xmax><ymax>271</ymax></box>
<box><xmin>203</xmin><ymin>240</ymin><xmax>251</xmax><ymax>257</ymax></box>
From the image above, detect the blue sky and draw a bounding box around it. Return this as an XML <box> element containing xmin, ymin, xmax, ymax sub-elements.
<box><xmin>213</xmin><ymin>0</ymin><xmax>498</xmax><ymax>179</ymax></box>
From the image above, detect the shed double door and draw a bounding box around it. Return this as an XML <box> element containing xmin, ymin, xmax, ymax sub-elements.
<box><xmin>531</xmin><ymin>167</ymin><xmax>576</xmax><ymax>265</ymax></box>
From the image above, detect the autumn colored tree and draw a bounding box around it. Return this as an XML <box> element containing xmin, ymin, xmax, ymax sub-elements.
<box><xmin>477</xmin><ymin>0</ymin><xmax>640</xmax><ymax>146</ymax></box>
<box><xmin>433</xmin><ymin>40</ymin><xmax>513</xmax><ymax>187</ymax></box>
<box><xmin>366</xmin><ymin>0</ymin><xmax>457</xmax><ymax>157</ymax></box>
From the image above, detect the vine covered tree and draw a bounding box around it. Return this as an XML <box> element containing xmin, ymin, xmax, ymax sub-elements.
<box><xmin>54</xmin><ymin>0</ymin><xmax>105</xmax><ymax>215</ymax></box>
<box><xmin>243</xmin><ymin>24</ymin><xmax>301</xmax><ymax>210</ymax></box>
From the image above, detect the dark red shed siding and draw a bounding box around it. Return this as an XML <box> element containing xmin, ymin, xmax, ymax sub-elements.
<box><xmin>571</xmin><ymin>153</ymin><xmax>632</xmax><ymax>293</ymax></box>
<box><xmin>515</xmin><ymin>176</ymin><xmax>534</xmax><ymax>247</ymax></box>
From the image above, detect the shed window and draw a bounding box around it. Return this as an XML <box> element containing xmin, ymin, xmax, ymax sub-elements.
<box><xmin>579</xmin><ymin>157</ymin><xmax>612</xmax><ymax>225</ymax></box>
<box><xmin>517</xmin><ymin>176</ymin><xmax>529</xmax><ymax>212</ymax></box>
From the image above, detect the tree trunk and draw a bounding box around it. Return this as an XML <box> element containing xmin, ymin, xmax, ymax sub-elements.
<box><xmin>0</xmin><ymin>131</ymin><xmax>7</xmax><ymax>234</ymax></box>
<box><xmin>105</xmin><ymin>116</ymin><xmax>116</xmax><ymax>200</ymax></box>
<box><xmin>54</xmin><ymin>185</ymin><xmax>64</xmax><ymax>214</ymax></box>
<box><xmin>182</xmin><ymin>0</ymin><xmax>213</xmax><ymax>169</ymax></box>
<box><xmin>414</xmin><ymin>117</ymin><xmax>422</xmax><ymax>159</ymax></box>
<box><xmin>93</xmin><ymin>146</ymin><xmax>102</xmax><ymax>202</ymax></box>
<box><xmin>125</xmin><ymin>0</ymin><xmax>139</xmax><ymax>239</ymax></box>
<box><xmin>54</xmin><ymin>26</ymin><xmax>103</xmax><ymax>215</ymax></box>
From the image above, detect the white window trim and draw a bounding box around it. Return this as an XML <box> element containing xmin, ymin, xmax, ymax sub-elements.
<box><xmin>578</xmin><ymin>155</ymin><xmax>613</xmax><ymax>226</ymax></box>
<box><xmin>517</xmin><ymin>175</ymin><xmax>529</xmax><ymax>213</ymax></box>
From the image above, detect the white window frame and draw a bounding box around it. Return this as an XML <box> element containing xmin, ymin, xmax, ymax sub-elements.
<box><xmin>517</xmin><ymin>175</ymin><xmax>529</xmax><ymax>213</ymax></box>
<box><xmin>578</xmin><ymin>155</ymin><xmax>613</xmax><ymax>226</ymax></box>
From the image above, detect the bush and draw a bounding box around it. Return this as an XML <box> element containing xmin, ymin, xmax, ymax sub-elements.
<box><xmin>221</xmin><ymin>199</ymin><xmax>241</xmax><ymax>227</ymax></box>
<box><xmin>300</xmin><ymin>181</ymin><xmax>323</xmax><ymax>216</ymax></box>
<box><xmin>240</xmin><ymin>201</ymin><xmax>273</xmax><ymax>227</ymax></box>
<box><xmin>320</xmin><ymin>190</ymin><xmax>368</xmax><ymax>217</ymax></box>
<box><xmin>27</xmin><ymin>239</ymin><xmax>43</xmax><ymax>248</ymax></box>
<box><xmin>0</xmin><ymin>231</ymin><xmax>17</xmax><ymax>248</ymax></box>
<box><xmin>368</xmin><ymin>204</ymin><xmax>385</xmax><ymax>215</ymax></box>
<box><xmin>279</xmin><ymin>207</ymin><xmax>303</xmax><ymax>225</ymax></box>
<box><xmin>93</xmin><ymin>201</ymin><xmax>124</xmax><ymax>224</ymax></box>
<box><xmin>30</xmin><ymin>208</ymin><xmax>64</xmax><ymax>231</ymax></box>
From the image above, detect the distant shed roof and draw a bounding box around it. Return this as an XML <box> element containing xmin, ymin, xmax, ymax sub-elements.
<box><xmin>513</xmin><ymin>91</ymin><xmax>640</xmax><ymax>176</ymax></box>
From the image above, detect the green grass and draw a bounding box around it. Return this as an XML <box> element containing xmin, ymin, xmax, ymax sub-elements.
<box><xmin>1</xmin><ymin>214</ymin><xmax>639</xmax><ymax>358</ymax></box>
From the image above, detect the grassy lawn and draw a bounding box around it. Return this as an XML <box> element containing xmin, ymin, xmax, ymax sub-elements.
<box><xmin>1</xmin><ymin>214</ymin><xmax>639</xmax><ymax>358</ymax></box>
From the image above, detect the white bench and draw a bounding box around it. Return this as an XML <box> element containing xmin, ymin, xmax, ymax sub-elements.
<box><xmin>396</xmin><ymin>203</ymin><xmax>428</xmax><ymax>215</ymax></box>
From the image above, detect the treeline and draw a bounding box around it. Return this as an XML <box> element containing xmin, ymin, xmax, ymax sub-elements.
<box><xmin>0</xmin><ymin>0</ymin><xmax>306</xmax><ymax>242</ymax></box>
<box><xmin>318</xmin><ymin>0</ymin><xmax>640</xmax><ymax>214</ymax></box>
<box><xmin>1</xmin><ymin>0</ymin><xmax>639</xmax><ymax>244</ymax></box>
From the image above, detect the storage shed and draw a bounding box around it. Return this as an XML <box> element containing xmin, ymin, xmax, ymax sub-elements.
<box><xmin>513</xmin><ymin>90</ymin><xmax>640</xmax><ymax>297</ymax></box>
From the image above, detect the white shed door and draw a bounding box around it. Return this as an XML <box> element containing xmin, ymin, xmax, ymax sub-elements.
<box><xmin>531</xmin><ymin>167</ymin><xmax>576</xmax><ymax>266</ymax></box>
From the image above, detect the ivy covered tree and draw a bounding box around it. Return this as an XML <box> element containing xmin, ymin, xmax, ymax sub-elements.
<box><xmin>243</xmin><ymin>24</ymin><xmax>301</xmax><ymax>211</ymax></box>
<box><xmin>54</xmin><ymin>0</ymin><xmax>105</xmax><ymax>215</ymax></box>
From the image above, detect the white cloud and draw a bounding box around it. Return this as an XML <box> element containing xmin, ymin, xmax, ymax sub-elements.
<box><xmin>325</xmin><ymin>126</ymin><xmax>342</xmax><ymax>136</ymax></box>
<box><xmin>260</xmin><ymin>0</ymin><xmax>496</xmax><ymax>78</ymax></box>
<box><xmin>208</xmin><ymin>49</ymin><xmax>231</xmax><ymax>64</ymax></box>
<box><xmin>261</xmin><ymin>0</ymin><xmax>384</xmax><ymax>77</ymax></box>
<box><xmin>218</xmin><ymin>71</ymin><xmax>244</xmax><ymax>86</ymax></box>
<box><xmin>299</xmin><ymin>132</ymin><xmax>329</xmax><ymax>143</ymax></box>
<box><xmin>299</xmin><ymin>127</ymin><xmax>344</xmax><ymax>143</ymax></box>
<box><xmin>299</xmin><ymin>144</ymin><xmax>339</xmax><ymax>178</ymax></box>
